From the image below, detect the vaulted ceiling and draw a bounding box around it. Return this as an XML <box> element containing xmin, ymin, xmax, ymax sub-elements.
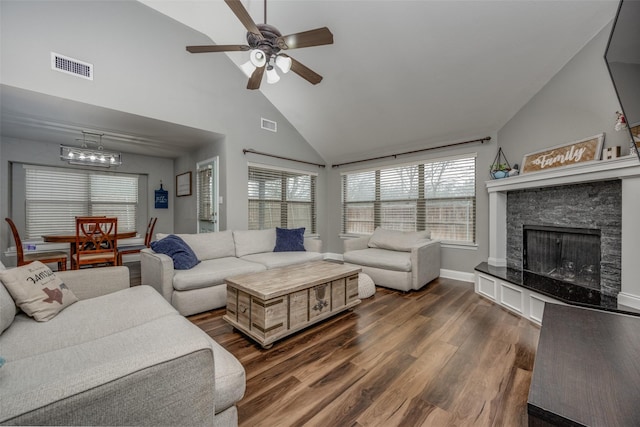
<box><xmin>142</xmin><ymin>0</ymin><xmax>619</xmax><ymax>164</ymax></box>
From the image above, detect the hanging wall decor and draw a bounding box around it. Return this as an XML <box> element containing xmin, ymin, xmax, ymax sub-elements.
<box><xmin>155</xmin><ymin>182</ymin><xmax>169</xmax><ymax>209</ymax></box>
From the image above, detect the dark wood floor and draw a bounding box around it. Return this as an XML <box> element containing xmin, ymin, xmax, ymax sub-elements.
<box><xmin>126</xmin><ymin>263</ymin><xmax>539</xmax><ymax>425</ymax></box>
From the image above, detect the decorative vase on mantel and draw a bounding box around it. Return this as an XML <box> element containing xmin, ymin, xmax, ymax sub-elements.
<box><xmin>490</xmin><ymin>147</ymin><xmax>513</xmax><ymax>179</ymax></box>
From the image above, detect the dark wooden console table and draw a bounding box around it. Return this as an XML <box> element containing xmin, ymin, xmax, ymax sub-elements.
<box><xmin>528</xmin><ymin>303</ymin><xmax>640</xmax><ymax>426</ymax></box>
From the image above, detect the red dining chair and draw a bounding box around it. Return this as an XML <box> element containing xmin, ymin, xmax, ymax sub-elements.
<box><xmin>117</xmin><ymin>217</ymin><xmax>157</xmax><ymax>265</ymax></box>
<box><xmin>5</xmin><ymin>217</ymin><xmax>68</xmax><ymax>271</ymax></box>
<box><xmin>73</xmin><ymin>217</ymin><xmax>118</xmax><ymax>269</ymax></box>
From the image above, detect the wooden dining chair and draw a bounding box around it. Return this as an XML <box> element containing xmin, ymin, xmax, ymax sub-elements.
<box><xmin>5</xmin><ymin>217</ymin><xmax>68</xmax><ymax>271</ymax></box>
<box><xmin>117</xmin><ymin>217</ymin><xmax>157</xmax><ymax>265</ymax></box>
<box><xmin>73</xmin><ymin>217</ymin><xmax>118</xmax><ymax>270</ymax></box>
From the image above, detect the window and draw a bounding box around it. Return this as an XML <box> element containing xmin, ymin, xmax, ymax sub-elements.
<box><xmin>24</xmin><ymin>165</ymin><xmax>139</xmax><ymax>239</ymax></box>
<box><xmin>248</xmin><ymin>164</ymin><xmax>317</xmax><ymax>233</ymax></box>
<box><xmin>342</xmin><ymin>155</ymin><xmax>476</xmax><ymax>243</ymax></box>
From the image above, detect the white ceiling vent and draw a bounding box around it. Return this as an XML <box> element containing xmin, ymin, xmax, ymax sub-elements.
<box><xmin>51</xmin><ymin>52</ymin><xmax>93</xmax><ymax>80</ymax></box>
<box><xmin>261</xmin><ymin>118</ymin><xmax>277</xmax><ymax>132</ymax></box>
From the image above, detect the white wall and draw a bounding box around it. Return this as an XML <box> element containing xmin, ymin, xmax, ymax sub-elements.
<box><xmin>0</xmin><ymin>0</ymin><xmax>326</xmax><ymax>237</ymax></box>
<box><xmin>498</xmin><ymin>22</ymin><xmax>632</xmax><ymax>161</ymax></box>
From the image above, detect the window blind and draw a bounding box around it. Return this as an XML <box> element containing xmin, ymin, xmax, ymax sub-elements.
<box><xmin>198</xmin><ymin>166</ymin><xmax>213</xmax><ymax>221</ymax></box>
<box><xmin>342</xmin><ymin>156</ymin><xmax>476</xmax><ymax>243</ymax></box>
<box><xmin>25</xmin><ymin>165</ymin><xmax>139</xmax><ymax>239</ymax></box>
<box><xmin>248</xmin><ymin>165</ymin><xmax>317</xmax><ymax>233</ymax></box>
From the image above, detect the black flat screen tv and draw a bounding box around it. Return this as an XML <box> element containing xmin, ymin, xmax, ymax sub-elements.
<box><xmin>604</xmin><ymin>0</ymin><xmax>640</xmax><ymax>160</ymax></box>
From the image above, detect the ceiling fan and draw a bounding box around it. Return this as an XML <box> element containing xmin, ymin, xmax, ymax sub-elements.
<box><xmin>186</xmin><ymin>0</ymin><xmax>333</xmax><ymax>90</ymax></box>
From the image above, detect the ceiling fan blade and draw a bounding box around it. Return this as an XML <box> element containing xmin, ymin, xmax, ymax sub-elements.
<box><xmin>224</xmin><ymin>0</ymin><xmax>264</xmax><ymax>40</ymax></box>
<box><xmin>186</xmin><ymin>45</ymin><xmax>250</xmax><ymax>53</ymax></box>
<box><xmin>276</xmin><ymin>27</ymin><xmax>333</xmax><ymax>50</ymax></box>
<box><xmin>285</xmin><ymin>55</ymin><xmax>323</xmax><ymax>85</ymax></box>
<box><xmin>247</xmin><ymin>66</ymin><xmax>265</xmax><ymax>90</ymax></box>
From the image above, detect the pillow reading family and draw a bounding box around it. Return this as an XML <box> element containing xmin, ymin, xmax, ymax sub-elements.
<box><xmin>0</xmin><ymin>261</ymin><xmax>78</xmax><ymax>321</ymax></box>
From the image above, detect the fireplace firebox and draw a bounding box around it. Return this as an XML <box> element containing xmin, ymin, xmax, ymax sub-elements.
<box><xmin>523</xmin><ymin>225</ymin><xmax>601</xmax><ymax>290</ymax></box>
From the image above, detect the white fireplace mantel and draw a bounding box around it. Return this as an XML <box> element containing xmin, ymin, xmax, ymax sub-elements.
<box><xmin>485</xmin><ymin>154</ymin><xmax>640</xmax><ymax>310</ymax></box>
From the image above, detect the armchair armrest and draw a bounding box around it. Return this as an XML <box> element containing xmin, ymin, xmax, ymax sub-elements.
<box><xmin>140</xmin><ymin>248</ymin><xmax>175</xmax><ymax>303</ymax></box>
<box><xmin>304</xmin><ymin>237</ymin><xmax>323</xmax><ymax>253</ymax></box>
<box><xmin>411</xmin><ymin>240</ymin><xmax>441</xmax><ymax>290</ymax></box>
<box><xmin>343</xmin><ymin>236</ymin><xmax>370</xmax><ymax>252</ymax></box>
<box><xmin>56</xmin><ymin>266</ymin><xmax>130</xmax><ymax>300</ymax></box>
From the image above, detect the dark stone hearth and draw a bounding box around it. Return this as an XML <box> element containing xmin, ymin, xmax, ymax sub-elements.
<box><xmin>506</xmin><ymin>180</ymin><xmax>622</xmax><ymax>297</ymax></box>
<box><xmin>474</xmin><ymin>262</ymin><xmax>624</xmax><ymax>312</ymax></box>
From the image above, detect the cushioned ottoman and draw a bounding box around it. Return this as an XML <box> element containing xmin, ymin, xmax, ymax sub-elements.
<box><xmin>358</xmin><ymin>273</ymin><xmax>376</xmax><ymax>299</ymax></box>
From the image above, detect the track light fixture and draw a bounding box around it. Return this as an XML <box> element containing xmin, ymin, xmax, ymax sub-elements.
<box><xmin>60</xmin><ymin>131</ymin><xmax>122</xmax><ymax>168</ymax></box>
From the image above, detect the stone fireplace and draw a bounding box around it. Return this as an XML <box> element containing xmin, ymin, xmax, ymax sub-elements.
<box><xmin>506</xmin><ymin>180</ymin><xmax>620</xmax><ymax>297</ymax></box>
<box><xmin>478</xmin><ymin>155</ymin><xmax>640</xmax><ymax>320</ymax></box>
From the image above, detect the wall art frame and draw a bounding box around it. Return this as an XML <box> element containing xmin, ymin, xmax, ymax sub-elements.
<box><xmin>176</xmin><ymin>171</ymin><xmax>192</xmax><ymax>197</ymax></box>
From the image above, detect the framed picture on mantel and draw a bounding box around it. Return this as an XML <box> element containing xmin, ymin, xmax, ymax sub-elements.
<box><xmin>176</xmin><ymin>171</ymin><xmax>192</xmax><ymax>197</ymax></box>
<box><xmin>521</xmin><ymin>133</ymin><xmax>605</xmax><ymax>174</ymax></box>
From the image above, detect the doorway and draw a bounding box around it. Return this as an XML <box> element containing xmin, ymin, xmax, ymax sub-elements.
<box><xmin>196</xmin><ymin>157</ymin><xmax>219</xmax><ymax>233</ymax></box>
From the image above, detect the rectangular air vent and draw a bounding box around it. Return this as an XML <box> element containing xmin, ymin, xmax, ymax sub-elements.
<box><xmin>261</xmin><ymin>118</ymin><xmax>277</xmax><ymax>132</ymax></box>
<box><xmin>51</xmin><ymin>52</ymin><xmax>93</xmax><ymax>80</ymax></box>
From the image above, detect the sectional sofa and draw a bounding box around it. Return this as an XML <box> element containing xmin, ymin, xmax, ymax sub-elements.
<box><xmin>0</xmin><ymin>264</ymin><xmax>245</xmax><ymax>426</ymax></box>
<box><xmin>141</xmin><ymin>229</ymin><xmax>323</xmax><ymax>316</ymax></box>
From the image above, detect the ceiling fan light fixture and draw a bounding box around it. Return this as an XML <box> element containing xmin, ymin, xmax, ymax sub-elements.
<box><xmin>241</xmin><ymin>60</ymin><xmax>256</xmax><ymax>77</ymax></box>
<box><xmin>249</xmin><ymin>49</ymin><xmax>266</xmax><ymax>67</ymax></box>
<box><xmin>266</xmin><ymin>66</ymin><xmax>280</xmax><ymax>84</ymax></box>
<box><xmin>275</xmin><ymin>55</ymin><xmax>292</xmax><ymax>74</ymax></box>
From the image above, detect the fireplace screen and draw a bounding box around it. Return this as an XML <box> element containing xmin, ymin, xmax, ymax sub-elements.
<box><xmin>523</xmin><ymin>225</ymin><xmax>601</xmax><ymax>289</ymax></box>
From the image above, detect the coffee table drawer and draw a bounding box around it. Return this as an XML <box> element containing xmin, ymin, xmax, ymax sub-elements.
<box><xmin>252</xmin><ymin>297</ymin><xmax>287</xmax><ymax>340</ymax></box>
<box><xmin>309</xmin><ymin>283</ymin><xmax>331</xmax><ymax>319</ymax></box>
<box><xmin>289</xmin><ymin>290</ymin><xmax>309</xmax><ymax>329</ymax></box>
<box><xmin>331</xmin><ymin>278</ymin><xmax>346</xmax><ymax>310</ymax></box>
<box><xmin>346</xmin><ymin>274</ymin><xmax>359</xmax><ymax>303</ymax></box>
<box><xmin>226</xmin><ymin>286</ymin><xmax>238</xmax><ymax>319</ymax></box>
<box><xmin>238</xmin><ymin>291</ymin><xmax>251</xmax><ymax>329</ymax></box>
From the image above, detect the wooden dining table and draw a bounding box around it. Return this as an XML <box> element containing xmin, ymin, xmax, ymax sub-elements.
<box><xmin>43</xmin><ymin>231</ymin><xmax>137</xmax><ymax>257</ymax></box>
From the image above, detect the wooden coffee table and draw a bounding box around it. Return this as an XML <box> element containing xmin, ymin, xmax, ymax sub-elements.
<box><xmin>224</xmin><ymin>261</ymin><xmax>361</xmax><ymax>348</ymax></box>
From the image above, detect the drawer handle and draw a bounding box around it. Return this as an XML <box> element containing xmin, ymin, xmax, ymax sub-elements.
<box><xmin>239</xmin><ymin>304</ymin><xmax>248</xmax><ymax>313</ymax></box>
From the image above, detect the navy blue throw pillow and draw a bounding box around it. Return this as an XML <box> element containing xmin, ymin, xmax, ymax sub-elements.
<box><xmin>274</xmin><ymin>227</ymin><xmax>306</xmax><ymax>252</ymax></box>
<box><xmin>150</xmin><ymin>235</ymin><xmax>200</xmax><ymax>270</ymax></box>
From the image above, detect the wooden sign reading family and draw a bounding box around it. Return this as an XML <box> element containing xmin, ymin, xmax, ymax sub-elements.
<box><xmin>521</xmin><ymin>133</ymin><xmax>605</xmax><ymax>174</ymax></box>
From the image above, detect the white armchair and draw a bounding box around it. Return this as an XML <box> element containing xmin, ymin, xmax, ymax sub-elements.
<box><xmin>343</xmin><ymin>228</ymin><xmax>441</xmax><ymax>292</ymax></box>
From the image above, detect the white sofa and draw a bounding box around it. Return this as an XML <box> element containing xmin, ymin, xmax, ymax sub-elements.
<box><xmin>0</xmin><ymin>265</ymin><xmax>245</xmax><ymax>426</ymax></box>
<box><xmin>343</xmin><ymin>227</ymin><xmax>441</xmax><ymax>292</ymax></box>
<box><xmin>141</xmin><ymin>229</ymin><xmax>323</xmax><ymax>316</ymax></box>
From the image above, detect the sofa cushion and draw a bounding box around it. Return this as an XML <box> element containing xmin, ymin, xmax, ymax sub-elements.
<box><xmin>233</xmin><ymin>229</ymin><xmax>276</xmax><ymax>258</ymax></box>
<box><xmin>172</xmin><ymin>257</ymin><xmax>266</xmax><ymax>291</ymax></box>
<box><xmin>150</xmin><ymin>235</ymin><xmax>200</xmax><ymax>270</ymax></box>
<box><xmin>274</xmin><ymin>227</ymin><xmax>306</xmax><ymax>252</ymax></box>
<box><xmin>1</xmin><ymin>286</ymin><xmax>177</xmax><ymax>361</ymax></box>
<box><xmin>0</xmin><ymin>314</ymin><xmax>219</xmax><ymax>424</ymax></box>
<box><xmin>343</xmin><ymin>248</ymin><xmax>412</xmax><ymax>272</ymax></box>
<box><xmin>241</xmin><ymin>251</ymin><xmax>323</xmax><ymax>269</ymax></box>
<box><xmin>368</xmin><ymin>227</ymin><xmax>431</xmax><ymax>252</ymax></box>
<box><xmin>157</xmin><ymin>230</ymin><xmax>236</xmax><ymax>260</ymax></box>
<box><xmin>0</xmin><ymin>281</ymin><xmax>16</xmax><ymax>334</ymax></box>
<box><xmin>0</xmin><ymin>261</ymin><xmax>78</xmax><ymax>322</ymax></box>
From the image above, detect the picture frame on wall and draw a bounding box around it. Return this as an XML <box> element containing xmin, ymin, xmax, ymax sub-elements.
<box><xmin>521</xmin><ymin>133</ymin><xmax>605</xmax><ymax>175</ymax></box>
<box><xmin>176</xmin><ymin>171</ymin><xmax>192</xmax><ymax>197</ymax></box>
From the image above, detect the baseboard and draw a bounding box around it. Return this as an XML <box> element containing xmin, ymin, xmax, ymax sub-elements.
<box><xmin>323</xmin><ymin>253</ymin><xmax>344</xmax><ymax>262</ymax></box>
<box><xmin>617</xmin><ymin>292</ymin><xmax>640</xmax><ymax>312</ymax></box>
<box><xmin>440</xmin><ymin>269</ymin><xmax>474</xmax><ymax>283</ymax></box>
